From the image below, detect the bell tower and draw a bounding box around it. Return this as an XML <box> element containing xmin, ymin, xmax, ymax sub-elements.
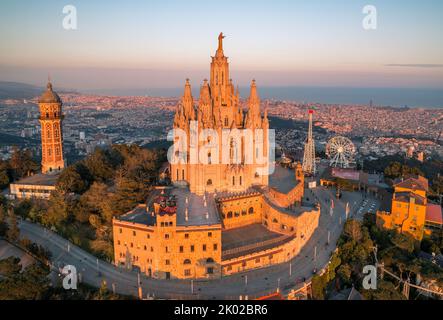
<box><xmin>38</xmin><ymin>80</ymin><xmax>65</xmax><ymax>174</ymax></box>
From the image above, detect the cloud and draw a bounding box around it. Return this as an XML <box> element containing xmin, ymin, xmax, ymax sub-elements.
<box><xmin>385</xmin><ymin>64</ymin><xmax>443</xmax><ymax>68</ymax></box>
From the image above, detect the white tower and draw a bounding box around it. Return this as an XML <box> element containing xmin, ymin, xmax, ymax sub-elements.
<box><xmin>302</xmin><ymin>109</ymin><xmax>316</xmax><ymax>175</ymax></box>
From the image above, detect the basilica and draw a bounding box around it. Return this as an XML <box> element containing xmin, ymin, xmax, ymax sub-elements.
<box><xmin>170</xmin><ymin>33</ymin><xmax>270</xmax><ymax>195</ymax></box>
<box><xmin>112</xmin><ymin>34</ymin><xmax>320</xmax><ymax>280</ymax></box>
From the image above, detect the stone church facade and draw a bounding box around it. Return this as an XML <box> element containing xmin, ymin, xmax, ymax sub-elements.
<box><xmin>113</xmin><ymin>34</ymin><xmax>320</xmax><ymax>280</ymax></box>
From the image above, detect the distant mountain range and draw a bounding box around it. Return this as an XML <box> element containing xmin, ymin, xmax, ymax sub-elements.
<box><xmin>0</xmin><ymin>81</ymin><xmax>77</xmax><ymax>100</ymax></box>
<box><xmin>0</xmin><ymin>81</ymin><xmax>43</xmax><ymax>100</ymax></box>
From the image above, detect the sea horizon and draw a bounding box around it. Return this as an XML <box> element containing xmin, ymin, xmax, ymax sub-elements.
<box><xmin>82</xmin><ymin>86</ymin><xmax>443</xmax><ymax>109</ymax></box>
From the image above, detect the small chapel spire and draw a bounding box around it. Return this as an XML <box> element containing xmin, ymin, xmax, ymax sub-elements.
<box><xmin>249</xmin><ymin>79</ymin><xmax>259</xmax><ymax>105</ymax></box>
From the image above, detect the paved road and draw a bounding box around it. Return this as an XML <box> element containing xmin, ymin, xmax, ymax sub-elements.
<box><xmin>17</xmin><ymin>186</ymin><xmax>379</xmax><ymax>299</ymax></box>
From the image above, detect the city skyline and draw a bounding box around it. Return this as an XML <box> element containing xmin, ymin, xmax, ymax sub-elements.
<box><xmin>1</xmin><ymin>0</ymin><xmax>443</xmax><ymax>90</ymax></box>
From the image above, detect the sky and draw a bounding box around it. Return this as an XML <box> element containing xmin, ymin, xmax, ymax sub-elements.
<box><xmin>1</xmin><ymin>0</ymin><xmax>443</xmax><ymax>91</ymax></box>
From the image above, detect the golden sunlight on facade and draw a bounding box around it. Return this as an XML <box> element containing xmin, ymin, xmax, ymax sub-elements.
<box><xmin>9</xmin><ymin>81</ymin><xmax>65</xmax><ymax>199</ymax></box>
<box><xmin>376</xmin><ymin>176</ymin><xmax>442</xmax><ymax>241</ymax></box>
<box><xmin>112</xmin><ymin>34</ymin><xmax>320</xmax><ymax>279</ymax></box>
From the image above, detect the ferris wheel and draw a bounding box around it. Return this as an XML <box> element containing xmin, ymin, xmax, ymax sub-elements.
<box><xmin>326</xmin><ymin>136</ymin><xmax>356</xmax><ymax>168</ymax></box>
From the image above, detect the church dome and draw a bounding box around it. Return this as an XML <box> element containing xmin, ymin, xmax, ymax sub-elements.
<box><xmin>38</xmin><ymin>81</ymin><xmax>61</xmax><ymax>104</ymax></box>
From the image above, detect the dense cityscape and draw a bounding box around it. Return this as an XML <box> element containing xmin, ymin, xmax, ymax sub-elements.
<box><xmin>2</xmin><ymin>94</ymin><xmax>442</xmax><ymax>166</ymax></box>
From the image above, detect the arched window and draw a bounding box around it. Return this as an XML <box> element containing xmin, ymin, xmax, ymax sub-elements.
<box><xmin>207</xmin><ymin>179</ymin><xmax>212</xmax><ymax>186</ymax></box>
<box><xmin>224</xmin><ymin>117</ymin><xmax>228</xmax><ymax>127</ymax></box>
<box><xmin>182</xmin><ymin>169</ymin><xmax>185</xmax><ymax>180</ymax></box>
<box><xmin>272</xmin><ymin>218</ymin><xmax>278</xmax><ymax>223</ymax></box>
<box><xmin>208</xmin><ymin>152</ymin><xmax>212</xmax><ymax>164</ymax></box>
<box><xmin>230</xmin><ymin>138</ymin><xmax>235</xmax><ymax>160</ymax></box>
<box><xmin>239</xmin><ymin>176</ymin><xmax>242</xmax><ymax>185</ymax></box>
<box><xmin>248</xmin><ymin>207</ymin><xmax>254</xmax><ymax>214</ymax></box>
<box><xmin>46</xmin><ymin>124</ymin><xmax>51</xmax><ymax>138</ymax></box>
<box><xmin>183</xmin><ymin>259</ymin><xmax>191</xmax><ymax>265</ymax></box>
<box><xmin>206</xmin><ymin>258</ymin><xmax>215</xmax><ymax>263</ymax></box>
<box><xmin>227</xmin><ymin>211</ymin><xmax>233</xmax><ymax>218</ymax></box>
<box><xmin>54</xmin><ymin>124</ymin><xmax>59</xmax><ymax>138</ymax></box>
<box><xmin>232</xmin><ymin>176</ymin><xmax>235</xmax><ymax>186</ymax></box>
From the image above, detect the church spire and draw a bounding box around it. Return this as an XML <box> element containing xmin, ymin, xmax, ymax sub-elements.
<box><xmin>245</xmin><ymin>79</ymin><xmax>262</xmax><ymax>129</ymax></box>
<box><xmin>182</xmin><ymin>78</ymin><xmax>195</xmax><ymax>120</ymax></box>
<box><xmin>198</xmin><ymin>79</ymin><xmax>214</xmax><ymax>128</ymax></box>
<box><xmin>249</xmin><ymin>79</ymin><xmax>259</xmax><ymax>106</ymax></box>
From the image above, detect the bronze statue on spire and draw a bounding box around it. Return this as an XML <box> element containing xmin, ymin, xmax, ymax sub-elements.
<box><xmin>218</xmin><ymin>32</ymin><xmax>225</xmax><ymax>50</ymax></box>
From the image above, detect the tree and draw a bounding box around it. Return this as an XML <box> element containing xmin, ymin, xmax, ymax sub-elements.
<box><xmin>111</xmin><ymin>173</ymin><xmax>146</xmax><ymax>217</ymax></box>
<box><xmin>13</xmin><ymin>199</ymin><xmax>33</xmax><ymax>218</ymax></box>
<box><xmin>0</xmin><ymin>257</ymin><xmax>22</xmax><ymax>276</ymax></box>
<box><xmin>56</xmin><ymin>166</ymin><xmax>87</xmax><ymax>194</ymax></box>
<box><xmin>42</xmin><ymin>191</ymin><xmax>69</xmax><ymax>227</ymax></box>
<box><xmin>0</xmin><ymin>204</ymin><xmax>8</xmax><ymax>237</ymax></box>
<box><xmin>81</xmin><ymin>182</ymin><xmax>113</xmax><ymax>222</ymax></box>
<box><xmin>362</xmin><ymin>280</ymin><xmax>406</xmax><ymax>300</ymax></box>
<box><xmin>6</xmin><ymin>209</ymin><xmax>20</xmax><ymax>242</ymax></box>
<box><xmin>9</xmin><ymin>147</ymin><xmax>39</xmax><ymax>180</ymax></box>
<box><xmin>363</xmin><ymin>212</ymin><xmax>375</xmax><ymax>229</ymax></box>
<box><xmin>83</xmin><ymin>149</ymin><xmax>116</xmax><ymax>183</ymax></box>
<box><xmin>0</xmin><ymin>167</ymin><xmax>9</xmax><ymax>189</ymax></box>
<box><xmin>392</xmin><ymin>233</ymin><xmax>416</xmax><ymax>254</ymax></box>
<box><xmin>384</xmin><ymin>161</ymin><xmax>424</xmax><ymax>180</ymax></box>
<box><xmin>311</xmin><ymin>274</ymin><xmax>328</xmax><ymax>300</ymax></box>
<box><xmin>337</xmin><ymin>264</ymin><xmax>352</xmax><ymax>286</ymax></box>
<box><xmin>328</xmin><ymin>253</ymin><xmax>342</xmax><ymax>280</ymax></box>
<box><xmin>0</xmin><ymin>259</ymin><xmax>50</xmax><ymax>300</ymax></box>
<box><xmin>344</xmin><ymin>219</ymin><xmax>362</xmax><ymax>242</ymax></box>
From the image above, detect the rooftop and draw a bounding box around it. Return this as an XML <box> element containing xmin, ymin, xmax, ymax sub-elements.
<box><xmin>257</xmin><ymin>185</ymin><xmax>318</xmax><ymax>217</ymax></box>
<box><xmin>221</xmin><ymin>224</ymin><xmax>293</xmax><ymax>260</ymax></box>
<box><xmin>172</xmin><ymin>187</ymin><xmax>221</xmax><ymax>227</ymax></box>
<box><xmin>11</xmin><ymin>172</ymin><xmax>59</xmax><ymax>186</ymax></box>
<box><xmin>426</xmin><ymin>204</ymin><xmax>443</xmax><ymax>225</ymax></box>
<box><xmin>394</xmin><ymin>191</ymin><xmax>426</xmax><ymax>205</ymax></box>
<box><xmin>269</xmin><ymin>164</ymin><xmax>299</xmax><ymax>193</ymax></box>
<box><xmin>394</xmin><ymin>176</ymin><xmax>429</xmax><ymax>192</ymax></box>
<box><xmin>330</xmin><ymin>287</ymin><xmax>364</xmax><ymax>300</ymax></box>
<box><xmin>116</xmin><ymin>187</ymin><xmax>221</xmax><ymax>227</ymax></box>
<box><xmin>117</xmin><ymin>204</ymin><xmax>155</xmax><ymax>226</ymax></box>
<box><xmin>38</xmin><ymin>82</ymin><xmax>62</xmax><ymax>104</ymax></box>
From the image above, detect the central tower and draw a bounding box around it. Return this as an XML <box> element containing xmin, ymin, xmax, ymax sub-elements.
<box><xmin>171</xmin><ymin>33</ymin><xmax>270</xmax><ymax>195</ymax></box>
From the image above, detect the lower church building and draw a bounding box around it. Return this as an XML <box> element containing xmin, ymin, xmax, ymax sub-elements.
<box><xmin>112</xmin><ymin>34</ymin><xmax>320</xmax><ymax>279</ymax></box>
